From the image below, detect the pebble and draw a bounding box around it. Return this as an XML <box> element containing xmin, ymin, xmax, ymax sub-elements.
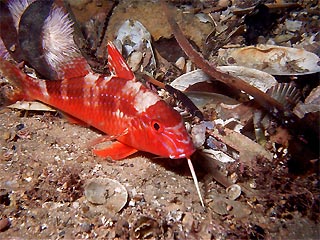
<box><xmin>210</xmin><ymin>200</ymin><xmax>228</xmax><ymax>216</ymax></box>
<box><xmin>80</xmin><ymin>222</ymin><xmax>92</xmax><ymax>233</ymax></box>
<box><xmin>84</xmin><ymin>178</ymin><xmax>128</xmax><ymax>214</ymax></box>
<box><xmin>0</xmin><ymin>218</ymin><xmax>10</xmax><ymax>232</ymax></box>
<box><xmin>175</xmin><ymin>57</ymin><xmax>186</xmax><ymax>71</ymax></box>
<box><xmin>2</xmin><ymin>131</ymin><xmax>11</xmax><ymax>141</ymax></box>
<box><xmin>226</xmin><ymin>184</ymin><xmax>241</xmax><ymax>200</ymax></box>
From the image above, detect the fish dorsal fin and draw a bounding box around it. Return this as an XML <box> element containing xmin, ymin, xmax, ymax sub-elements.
<box><xmin>57</xmin><ymin>57</ymin><xmax>91</xmax><ymax>80</ymax></box>
<box><xmin>107</xmin><ymin>41</ymin><xmax>134</xmax><ymax>80</ymax></box>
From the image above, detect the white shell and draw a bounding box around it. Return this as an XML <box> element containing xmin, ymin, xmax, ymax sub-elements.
<box><xmin>201</xmin><ymin>149</ymin><xmax>236</xmax><ymax>163</ymax></box>
<box><xmin>170</xmin><ymin>69</ymin><xmax>211</xmax><ymax>92</ymax></box>
<box><xmin>293</xmin><ymin>85</ymin><xmax>320</xmax><ymax>118</ymax></box>
<box><xmin>171</xmin><ymin>66</ymin><xmax>277</xmax><ymax>92</ymax></box>
<box><xmin>7</xmin><ymin>101</ymin><xmax>56</xmax><ymax>111</ymax></box>
<box><xmin>218</xmin><ymin>66</ymin><xmax>277</xmax><ymax>92</ymax></box>
<box><xmin>226</xmin><ymin>184</ymin><xmax>241</xmax><ymax>200</ymax></box>
<box><xmin>116</xmin><ymin>20</ymin><xmax>156</xmax><ymax>72</ymax></box>
<box><xmin>218</xmin><ymin>45</ymin><xmax>320</xmax><ymax>75</ymax></box>
<box><xmin>84</xmin><ymin>178</ymin><xmax>128</xmax><ymax>214</ymax></box>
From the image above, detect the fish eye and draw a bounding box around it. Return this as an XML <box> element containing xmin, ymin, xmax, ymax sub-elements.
<box><xmin>152</xmin><ymin>121</ymin><xmax>163</xmax><ymax>132</ymax></box>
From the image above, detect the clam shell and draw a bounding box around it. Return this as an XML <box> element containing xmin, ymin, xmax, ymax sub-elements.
<box><xmin>84</xmin><ymin>178</ymin><xmax>128</xmax><ymax>214</ymax></box>
<box><xmin>294</xmin><ymin>85</ymin><xmax>320</xmax><ymax>118</ymax></box>
<box><xmin>116</xmin><ymin>20</ymin><xmax>156</xmax><ymax>72</ymax></box>
<box><xmin>7</xmin><ymin>101</ymin><xmax>56</xmax><ymax>111</ymax></box>
<box><xmin>218</xmin><ymin>45</ymin><xmax>320</xmax><ymax>75</ymax></box>
<box><xmin>171</xmin><ymin>66</ymin><xmax>277</xmax><ymax>92</ymax></box>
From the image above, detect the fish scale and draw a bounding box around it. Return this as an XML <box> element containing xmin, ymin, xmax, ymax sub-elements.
<box><xmin>37</xmin><ymin>76</ymin><xmax>138</xmax><ymax>136</ymax></box>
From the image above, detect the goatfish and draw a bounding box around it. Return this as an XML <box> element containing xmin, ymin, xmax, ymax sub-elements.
<box><xmin>0</xmin><ymin>42</ymin><xmax>196</xmax><ymax>159</ymax></box>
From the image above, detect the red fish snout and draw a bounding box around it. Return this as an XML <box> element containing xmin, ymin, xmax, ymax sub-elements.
<box><xmin>149</xmin><ymin>121</ymin><xmax>196</xmax><ymax>159</ymax></box>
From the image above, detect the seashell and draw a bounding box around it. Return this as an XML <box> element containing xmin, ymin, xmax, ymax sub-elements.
<box><xmin>191</xmin><ymin>122</ymin><xmax>207</xmax><ymax>148</ymax></box>
<box><xmin>0</xmin><ymin>217</ymin><xmax>10</xmax><ymax>232</ymax></box>
<box><xmin>206</xmin><ymin>136</ymin><xmax>227</xmax><ymax>152</ymax></box>
<box><xmin>191</xmin><ymin>121</ymin><xmax>215</xmax><ymax>148</ymax></box>
<box><xmin>304</xmin><ymin>85</ymin><xmax>320</xmax><ymax>105</ymax></box>
<box><xmin>127</xmin><ymin>51</ymin><xmax>143</xmax><ymax>72</ymax></box>
<box><xmin>171</xmin><ymin>66</ymin><xmax>277</xmax><ymax>93</ymax></box>
<box><xmin>175</xmin><ymin>56</ymin><xmax>185</xmax><ymax>71</ymax></box>
<box><xmin>7</xmin><ymin>101</ymin><xmax>56</xmax><ymax>112</ymax></box>
<box><xmin>294</xmin><ymin>85</ymin><xmax>320</xmax><ymax>118</ymax></box>
<box><xmin>201</xmin><ymin>148</ymin><xmax>236</xmax><ymax>163</ymax></box>
<box><xmin>185</xmin><ymin>91</ymin><xmax>238</xmax><ymax>109</ymax></box>
<box><xmin>218</xmin><ymin>45</ymin><xmax>320</xmax><ymax>75</ymax></box>
<box><xmin>218</xmin><ymin>66</ymin><xmax>277</xmax><ymax>92</ymax></box>
<box><xmin>116</xmin><ymin>20</ymin><xmax>156</xmax><ymax>73</ymax></box>
<box><xmin>84</xmin><ymin>178</ymin><xmax>128</xmax><ymax>214</ymax></box>
<box><xmin>226</xmin><ymin>184</ymin><xmax>241</xmax><ymax>200</ymax></box>
<box><xmin>285</xmin><ymin>19</ymin><xmax>303</xmax><ymax>32</ymax></box>
<box><xmin>170</xmin><ymin>69</ymin><xmax>211</xmax><ymax>92</ymax></box>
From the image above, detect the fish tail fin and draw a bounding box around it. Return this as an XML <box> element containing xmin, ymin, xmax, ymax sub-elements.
<box><xmin>0</xmin><ymin>58</ymin><xmax>30</xmax><ymax>105</ymax></box>
<box><xmin>107</xmin><ymin>41</ymin><xmax>134</xmax><ymax>80</ymax></box>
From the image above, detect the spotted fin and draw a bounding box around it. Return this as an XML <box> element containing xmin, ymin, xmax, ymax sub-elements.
<box><xmin>93</xmin><ymin>141</ymin><xmax>138</xmax><ymax>160</ymax></box>
<box><xmin>107</xmin><ymin>41</ymin><xmax>134</xmax><ymax>80</ymax></box>
<box><xmin>57</xmin><ymin>57</ymin><xmax>91</xmax><ymax>80</ymax></box>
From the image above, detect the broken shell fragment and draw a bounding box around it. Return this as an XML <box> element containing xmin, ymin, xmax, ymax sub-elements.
<box><xmin>294</xmin><ymin>85</ymin><xmax>320</xmax><ymax>118</ymax></box>
<box><xmin>226</xmin><ymin>184</ymin><xmax>241</xmax><ymax>200</ymax></box>
<box><xmin>201</xmin><ymin>149</ymin><xmax>236</xmax><ymax>163</ymax></box>
<box><xmin>170</xmin><ymin>69</ymin><xmax>211</xmax><ymax>92</ymax></box>
<box><xmin>191</xmin><ymin>122</ymin><xmax>207</xmax><ymax>148</ymax></box>
<box><xmin>171</xmin><ymin>66</ymin><xmax>277</xmax><ymax>93</ymax></box>
<box><xmin>127</xmin><ymin>51</ymin><xmax>143</xmax><ymax>72</ymax></box>
<box><xmin>185</xmin><ymin>91</ymin><xmax>239</xmax><ymax>110</ymax></box>
<box><xmin>84</xmin><ymin>178</ymin><xmax>128</xmax><ymax>214</ymax></box>
<box><xmin>7</xmin><ymin>101</ymin><xmax>56</xmax><ymax>111</ymax></box>
<box><xmin>218</xmin><ymin>66</ymin><xmax>277</xmax><ymax>92</ymax></box>
<box><xmin>115</xmin><ymin>20</ymin><xmax>156</xmax><ymax>72</ymax></box>
<box><xmin>218</xmin><ymin>45</ymin><xmax>320</xmax><ymax>75</ymax></box>
<box><xmin>175</xmin><ymin>56</ymin><xmax>186</xmax><ymax>71</ymax></box>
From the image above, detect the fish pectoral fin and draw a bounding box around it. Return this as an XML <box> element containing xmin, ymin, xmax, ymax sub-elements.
<box><xmin>92</xmin><ymin>141</ymin><xmax>138</xmax><ymax>160</ymax></box>
<box><xmin>88</xmin><ymin>128</ymin><xmax>129</xmax><ymax>146</ymax></box>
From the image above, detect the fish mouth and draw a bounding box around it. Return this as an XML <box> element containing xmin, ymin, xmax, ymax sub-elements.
<box><xmin>161</xmin><ymin>133</ymin><xmax>195</xmax><ymax>159</ymax></box>
<box><xmin>169</xmin><ymin>148</ymin><xmax>196</xmax><ymax>159</ymax></box>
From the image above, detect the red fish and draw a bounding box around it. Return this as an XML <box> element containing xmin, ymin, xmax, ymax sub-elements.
<box><xmin>0</xmin><ymin>42</ymin><xmax>196</xmax><ymax>160</ymax></box>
